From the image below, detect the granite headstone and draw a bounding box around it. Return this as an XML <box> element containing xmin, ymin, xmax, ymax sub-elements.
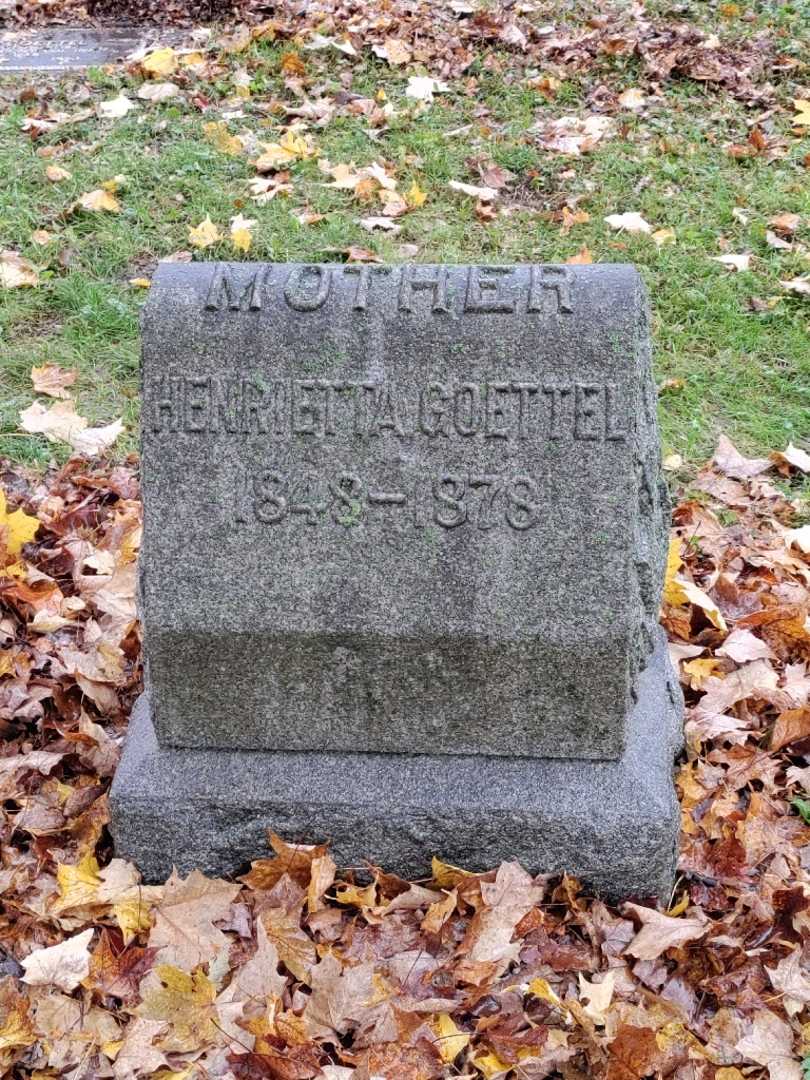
<box><xmin>111</xmin><ymin>262</ymin><xmax>683</xmax><ymax>897</ymax></box>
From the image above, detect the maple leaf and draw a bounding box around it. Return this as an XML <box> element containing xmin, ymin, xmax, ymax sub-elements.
<box><xmin>0</xmin><ymin>487</ymin><xmax>39</xmax><ymax>575</ymax></box>
<box><xmin>218</xmin><ymin>917</ymin><xmax>287</xmax><ymax>1006</ymax></box>
<box><xmin>663</xmin><ymin>536</ymin><xmax>728</xmax><ymax>631</ymax></box>
<box><xmin>231</xmin><ymin>213</ymin><xmax>257</xmax><ymax>253</ymax></box>
<box><xmin>0</xmin><ymin>978</ymin><xmax>37</xmax><ymax>1065</ymax></box>
<box><xmin>792</xmin><ymin>99</ymin><xmax>810</xmax><ymax>126</ymax></box>
<box><xmin>75</xmin><ymin>188</ymin><xmax>121</xmax><ymax>212</ymax></box>
<box><xmin>244</xmin><ymin>833</ymin><xmax>331</xmax><ymax>891</ymax></box>
<box><xmin>137</xmin><ymin>964</ymin><xmax>219</xmax><ymax>1053</ymax></box>
<box><xmin>188</xmin><ymin>216</ymin><xmax>222</xmax><ymax>249</ymax></box>
<box><xmin>21</xmin><ymin>928</ymin><xmax>94</xmax><ymax>991</ymax></box>
<box><xmin>148</xmin><ymin>869</ymin><xmax>240</xmax><ymax>971</ymax></box>
<box><xmin>736</xmin><ymin>1011</ymin><xmax>802</xmax><ymax>1080</ymax></box>
<box><xmin>88</xmin><ymin>930</ymin><xmax>158</xmax><ymax>1004</ymax></box>
<box><xmin>261</xmin><ymin>907</ymin><xmax>317</xmax><ymax>984</ymax></box>
<box><xmin>605</xmin><ymin>1024</ymin><xmax>661</xmax><ymax>1080</ymax></box>
<box><xmin>203</xmin><ymin>121</ymin><xmax>244</xmax><ymax>156</ymax></box>
<box><xmin>303</xmin><ymin>952</ymin><xmax>377</xmax><ymax>1040</ymax></box>
<box><xmin>623</xmin><ymin>903</ymin><xmax>708</xmax><ymax>959</ymax></box>
<box><xmin>255</xmin><ymin>131</ymin><xmax>316</xmax><ymax>172</ymax></box>
<box><xmin>31</xmin><ymin>363</ymin><xmax>77</xmax><ymax>399</ymax></box>
<box><xmin>53</xmin><ymin>849</ymin><xmax>102</xmax><ymax>913</ymax></box>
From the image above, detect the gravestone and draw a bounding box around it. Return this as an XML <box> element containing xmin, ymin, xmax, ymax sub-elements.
<box><xmin>110</xmin><ymin>261</ymin><xmax>683</xmax><ymax>898</ymax></box>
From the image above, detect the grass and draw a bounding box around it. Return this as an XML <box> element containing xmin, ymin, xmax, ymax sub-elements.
<box><xmin>0</xmin><ymin>25</ymin><xmax>809</xmax><ymax>469</ymax></box>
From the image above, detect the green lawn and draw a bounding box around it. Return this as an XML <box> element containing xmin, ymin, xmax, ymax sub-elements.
<box><xmin>1</xmin><ymin>9</ymin><xmax>808</xmax><ymax>468</ymax></box>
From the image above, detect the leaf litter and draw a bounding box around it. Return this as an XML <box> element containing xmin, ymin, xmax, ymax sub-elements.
<box><xmin>0</xmin><ymin>435</ymin><xmax>808</xmax><ymax>1078</ymax></box>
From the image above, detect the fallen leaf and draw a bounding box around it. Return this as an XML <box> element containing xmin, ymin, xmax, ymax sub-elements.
<box><xmin>230</xmin><ymin>213</ymin><xmax>257</xmax><ymax>253</ymax></box>
<box><xmin>137</xmin><ymin>82</ymin><xmax>180</xmax><ymax>102</ymax></box>
<box><xmin>714</xmin><ymin>434</ymin><xmax>771</xmax><ymax>478</ymax></box>
<box><xmin>359</xmin><ymin>216</ymin><xmax>401</xmax><ymax>233</ymax></box>
<box><xmin>624</xmin><ymin>903</ymin><xmax>708</xmax><ymax>959</ymax></box>
<box><xmin>405</xmin><ymin>76</ymin><xmax>449</xmax><ymax>104</ymax></box>
<box><xmin>449</xmin><ymin>179</ymin><xmax>498</xmax><ymax>201</ymax></box>
<box><xmin>142</xmin><ymin>47</ymin><xmax>178</xmax><ymax>78</ymax></box>
<box><xmin>780</xmin><ymin>276</ymin><xmax>810</xmax><ymax>295</ymax></box>
<box><xmin>605</xmin><ymin>211</ymin><xmax>652</xmax><ymax>234</ymax></box>
<box><xmin>652</xmin><ymin>227</ymin><xmax>676</xmax><ymax>246</ymax></box>
<box><xmin>0</xmin><ymin>250</ymin><xmax>39</xmax><ymax>288</ymax></box>
<box><xmin>21</xmin><ymin>929</ymin><xmax>94</xmax><ymax>992</ymax></box>
<box><xmin>255</xmin><ymin>130</ymin><xmax>316</xmax><ymax>172</ymax></box>
<box><xmin>45</xmin><ymin>164</ymin><xmax>71</xmax><ymax>182</ymax></box>
<box><xmin>188</xmin><ymin>216</ymin><xmax>222</xmax><ymax>249</ymax></box>
<box><xmin>406</xmin><ymin>181</ymin><xmax>427</xmax><ymax>209</ymax></box>
<box><xmin>771</xmin><ymin>443</ymin><xmax>810</xmax><ymax>473</ymax></box>
<box><xmin>71</xmin><ymin>417</ymin><xmax>125</xmax><ymax>455</ymax></box>
<box><xmin>20</xmin><ymin>399</ymin><xmax>87</xmax><ymax>443</ymax></box>
<box><xmin>31</xmin><ymin>363</ymin><xmax>77</xmax><ymax>400</ymax></box>
<box><xmin>373</xmin><ymin>38</ymin><xmax>412</xmax><ymax>66</ymax></box>
<box><xmin>432</xmin><ymin>1012</ymin><xmax>470</xmax><ymax>1063</ymax></box>
<box><xmin>712</xmin><ymin>253</ymin><xmax>751</xmax><ymax>271</ymax></box>
<box><xmin>98</xmin><ymin>93</ymin><xmax>137</xmax><ymax>119</ymax></box>
<box><xmin>76</xmin><ymin>189</ymin><xmax>121</xmax><ymax>213</ymax></box>
<box><xmin>792</xmin><ymin>99</ymin><xmax>810</xmax><ymax>127</ymax></box>
<box><xmin>203</xmin><ymin>121</ymin><xmax>244</xmax><ymax>156</ymax></box>
<box><xmin>566</xmin><ymin>246</ymin><xmax>593</xmax><ymax>264</ymax></box>
<box><xmin>0</xmin><ymin>486</ymin><xmax>39</xmax><ymax>574</ymax></box>
<box><xmin>618</xmin><ymin>87</ymin><xmax>646</xmax><ymax>110</ymax></box>
<box><xmin>149</xmin><ymin>869</ymin><xmax>240</xmax><ymax>971</ymax></box>
<box><xmin>736</xmin><ymin>1010</ymin><xmax>802</xmax><ymax>1080</ymax></box>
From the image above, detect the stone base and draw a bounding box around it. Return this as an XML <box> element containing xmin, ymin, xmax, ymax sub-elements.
<box><xmin>110</xmin><ymin>635</ymin><xmax>683</xmax><ymax>899</ymax></box>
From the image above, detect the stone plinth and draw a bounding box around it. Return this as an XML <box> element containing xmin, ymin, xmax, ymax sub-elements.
<box><xmin>110</xmin><ymin>261</ymin><xmax>683</xmax><ymax>897</ymax></box>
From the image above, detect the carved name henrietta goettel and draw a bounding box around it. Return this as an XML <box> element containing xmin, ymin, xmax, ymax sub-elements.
<box><xmin>140</xmin><ymin>262</ymin><xmax>669</xmax><ymax>761</ymax></box>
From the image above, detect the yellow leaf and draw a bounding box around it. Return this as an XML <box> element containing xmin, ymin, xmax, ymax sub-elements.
<box><xmin>666</xmin><ymin>891</ymin><xmax>690</xmax><ymax>917</ymax></box>
<box><xmin>202</xmin><ymin>121</ymin><xmax>243</xmax><ymax>156</ymax></box>
<box><xmin>793</xmin><ymin>99</ymin><xmax>810</xmax><ymax>126</ymax></box>
<box><xmin>406</xmin><ymin>181</ymin><xmax>427</xmax><ymax>209</ymax></box>
<box><xmin>334</xmin><ymin>882</ymin><xmax>377</xmax><ymax>907</ymax></box>
<box><xmin>179</xmin><ymin>51</ymin><xmax>205</xmax><ymax>68</ymax></box>
<box><xmin>716</xmin><ymin>1070</ymin><xmax>746</xmax><ymax>1080</ymax></box>
<box><xmin>53</xmin><ymin>851</ymin><xmax>101</xmax><ymax>913</ymax></box>
<box><xmin>77</xmin><ymin>189</ymin><xmax>120</xmax><ymax>213</ymax></box>
<box><xmin>527</xmin><ymin>977</ymin><xmax>563</xmax><ymax>1009</ymax></box>
<box><xmin>129</xmin><ymin>277</ymin><xmax>152</xmax><ymax>288</ymax></box>
<box><xmin>45</xmin><ymin>164</ymin><xmax>71</xmax><ymax>182</ymax></box>
<box><xmin>101</xmin><ymin>174</ymin><xmax>126</xmax><ymax>193</ymax></box>
<box><xmin>0</xmin><ymin>488</ymin><xmax>40</xmax><ymax>566</ymax></box>
<box><xmin>136</xmin><ymin>965</ymin><xmax>217</xmax><ymax>1053</ymax></box>
<box><xmin>432</xmin><ymin>1013</ymin><xmax>470</xmax><ymax>1064</ymax></box>
<box><xmin>281</xmin><ymin>51</ymin><xmax>307</xmax><ymax>76</ymax></box>
<box><xmin>102</xmin><ymin>1039</ymin><xmax>123</xmax><ymax>1059</ymax></box>
<box><xmin>0</xmin><ymin>991</ymin><xmax>36</xmax><ymax>1054</ymax></box>
<box><xmin>663</xmin><ymin>536</ymin><xmax>684</xmax><ymax>605</ymax></box>
<box><xmin>142</xmin><ymin>46</ymin><xmax>178</xmax><ymax>78</ymax></box>
<box><xmin>652</xmin><ymin>227</ymin><xmax>676</xmax><ymax>246</ymax></box>
<box><xmin>114</xmin><ymin>896</ymin><xmax>154</xmax><ymax>944</ymax></box>
<box><xmin>682</xmin><ymin>657</ymin><xmax>723</xmax><ymax>688</ymax></box>
<box><xmin>230</xmin><ymin>213</ymin><xmax>256</xmax><ymax>253</ymax></box>
<box><xmin>431</xmin><ymin>855</ymin><xmax>472</xmax><ymax>888</ymax></box>
<box><xmin>473</xmin><ymin>1051</ymin><xmax>512</xmax><ymax>1079</ymax></box>
<box><xmin>255</xmin><ymin>130</ymin><xmax>316</xmax><ymax>172</ymax></box>
<box><xmin>0</xmin><ymin>250</ymin><xmax>39</xmax><ymax>288</ymax></box>
<box><xmin>188</xmin><ymin>216</ymin><xmax>222</xmax><ymax>249</ymax></box>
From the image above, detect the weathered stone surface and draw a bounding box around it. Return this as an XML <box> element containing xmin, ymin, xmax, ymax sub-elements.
<box><xmin>140</xmin><ymin>262</ymin><xmax>668</xmax><ymax>760</ymax></box>
<box><xmin>110</xmin><ymin>631</ymin><xmax>682</xmax><ymax>898</ymax></box>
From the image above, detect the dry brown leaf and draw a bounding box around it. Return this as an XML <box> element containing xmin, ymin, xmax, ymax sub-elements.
<box><xmin>30</xmin><ymin>364</ymin><xmax>77</xmax><ymax>400</ymax></box>
<box><xmin>624</xmin><ymin>903</ymin><xmax>708</xmax><ymax>959</ymax></box>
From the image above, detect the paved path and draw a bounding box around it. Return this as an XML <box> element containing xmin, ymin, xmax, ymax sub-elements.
<box><xmin>0</xmin><ymin>27</ymin><xmax>168</xmax><ymax>72</ymax></box>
